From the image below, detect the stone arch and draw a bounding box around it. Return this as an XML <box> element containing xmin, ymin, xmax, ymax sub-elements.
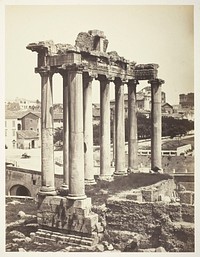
<box><xmin>9</xmin><ymin>184</ymin><xmax>31</xmax><ymax>197</ymax></box>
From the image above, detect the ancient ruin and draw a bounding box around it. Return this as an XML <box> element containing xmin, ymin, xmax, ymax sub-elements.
<box><xmin>26</xmin><ymin>30</ymin><xmax>166</xmax><ymax>246</ymax></box>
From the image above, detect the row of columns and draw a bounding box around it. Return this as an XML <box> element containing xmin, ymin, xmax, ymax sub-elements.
<box><xmin>38</xmin><ymin>67</ymin><xmax>164</xmax><ymax>199</ymax></box>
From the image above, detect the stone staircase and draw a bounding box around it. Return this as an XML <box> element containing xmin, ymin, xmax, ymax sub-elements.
<box><xmin>34</xmin><ymin>228</ymin><xmax>98</xmax><ymax>248</ymax></box>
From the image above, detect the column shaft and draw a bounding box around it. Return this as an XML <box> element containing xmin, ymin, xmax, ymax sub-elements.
<box><xmin>128</xmin><ymin>80</ymin><xmax>139</xmax><ymax>172</ymax></box>
<box><xmin>67</xmin><ymin>69</ymin><xmax>86</xmax><ymax>199</ymax></box>
<box><xmin>99</xmin><ymin>77</ymin><xmax>112</xmax><ymax>179</ymax></box>
<box><xmin>149</xmin><ymin>79</ymin><xmax>164</xmax><ymax>170</ymax></box>
<box><xmin>111</xmin><ymin>108</ymin><xmax>115</xmax><ymax>166</ymax></box>
<box><xmin>114</xmin><ymin>80</ymin><xmax>126</xmax><ymax>175</ymax></box>
<box><xmin>62</xmin><ymin>72</ymin><xmax>69</xmax><ymax>189</ymax></box>
<box><xmin>83</xmin><ymin>74</ymin><xmax>96</xmax><ymax>184</ymax></box>
<box><xmin>40</xmin><ymin>71</ymin><xmax>56</xmax><ymax>195</ymax></box>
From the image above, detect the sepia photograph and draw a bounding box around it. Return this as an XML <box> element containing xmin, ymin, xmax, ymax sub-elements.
<box><xmin>1</xmin><ymin>0</ymin><xmax>199</xmax><ymax>254</ymax></box>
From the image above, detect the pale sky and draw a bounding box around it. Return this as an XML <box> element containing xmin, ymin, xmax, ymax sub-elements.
<box><xmin>5</xmin><ymin>4</ymin><xmax>194</xmax><ymax>105</ymax></box>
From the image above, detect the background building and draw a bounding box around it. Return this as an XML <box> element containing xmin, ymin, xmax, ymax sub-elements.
<box><xmin>179</xmin><ymin>93</ymin><xmax>194</xmax><ymax>108</ymax></box>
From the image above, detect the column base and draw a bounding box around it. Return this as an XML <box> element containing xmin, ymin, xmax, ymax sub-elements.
<box><xmin>127</xmin><ymin>167</ymin><xmax>139</xmax><ymax>173</ymax></box>
<box><xmin>67</xmin><ymin>194</ymin><xmax>87</xmax><ymax>200</ymax></box>
<box><xmin>38</xmin><ymin>186</ymin><xmax>57</xmax><ymax>196</ymax></box>
<box><xmin>85</xmin><ymin>178</ymin><xmax>96</xmax><ymax>185</ymax></box>
<box><xmin>150</xmin><ymin>167</ymin><xmax>163</xmax><ymax>174</ymax></box>
<box><xmin>114</xmin><ymin>170</ymin><xmax>128</xmax><ymax>177</ymax></box>
<box><xmin>61</xmin><ymin>183</ymin><xmax>69</xmax><ymax>189</ymax></box>
<box><xmin>58</xmin><ymin>184</ymin><xmax>69</xmax><ymax>196</ymax></box>
<box><xmin>98</xmin><ymin>174</ymin><xmax>113</xmax><ymax>182</ymax></box>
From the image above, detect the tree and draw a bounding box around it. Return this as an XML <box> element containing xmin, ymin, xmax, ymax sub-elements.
<box><xmin>53</xmin><ymin>127</ymin><xmax>63</xmax><ymax>145</ymax></box>
<box><xmin>93</xmin><ymin>123</ymin><xmax>100</xmax><ymax>145</ymax></box>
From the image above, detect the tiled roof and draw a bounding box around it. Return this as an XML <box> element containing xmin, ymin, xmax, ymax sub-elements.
<box><xmin>5</xmin><ymin>110</ymin><xmax>19</xmax><ymax>119</ymax></box>
<box><xmin>17</xmin><ymin>130</ymin><xmax>39</xmax><ymax>139</ymax></box>
<box><xmin>5</xmin><ymin>110</ymin><xmax>41</xmax><ymax>119</ymax></box>
<box><xmin>162</xmin><ymin>103</ymin><xmax>173</xmax><ymax>108</ymax></box>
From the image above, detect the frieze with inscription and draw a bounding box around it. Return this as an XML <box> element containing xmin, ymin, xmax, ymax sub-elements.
<box><xmin>134</xmin><ymin>69</ymin><xmax>158</xmax><ymax>80</ymax></box>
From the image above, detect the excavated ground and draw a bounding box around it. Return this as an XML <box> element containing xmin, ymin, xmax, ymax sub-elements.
<box><xmin>6</xmin><ymin>173</ymin><xmax>194</xmax><ymax>252</ymax></box>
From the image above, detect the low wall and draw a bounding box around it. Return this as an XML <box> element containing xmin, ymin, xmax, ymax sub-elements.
<box><xmin>105</xmin><ymin>198</ymin><xmax>194</xmax><ymax>252</ymax></box>
<box><xmin>6</xmin><ymin>166</ymin><xmax>63</xmax><ymax>197</ymax></box>
<box><xmin>136</xmin><ymin>155</ymin><xmax>194</xmax><ymax>173</ymax></box>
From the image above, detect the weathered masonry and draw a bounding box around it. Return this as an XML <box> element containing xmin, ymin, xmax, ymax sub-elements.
<box><xmin>27</xmin><ymin>30</ymin><xmax>165</xmax><ymax>239</ymax></box>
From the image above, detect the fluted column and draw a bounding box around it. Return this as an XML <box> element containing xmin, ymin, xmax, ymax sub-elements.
<box><xmin>99</xmin><ymin>75</ymin><xmax>112</xmax><ymax>180</ymax></box>
<box><xmin>114</xmin><ymin>78</ymin><xmax>126</xmax><ymax>176</ymax></box>
<box><xmin>83</xmin><ymin>73</ymin><xmax>96</xmax><ymax>185</ymax></box>
<box><xmin>60</xmin><ymin>70</ymin><xmax>69</xmax><ymax>192</ymax></box>
<box><xmin>148</xmin><ymin>78</ymin><xmax>165</xmax><ymax>171</ymax></box>
<box><xmin>127</xmin><ymin>79</ymin><xmax>139</xmax><ymax>172</ymax></box>
<box><xmin>67</xmin><ymin>66</ymin><xmax>86</xmax><ymax>200</ymax></box>
<box><xmin>38</xmin><ymin>69</ymin><xmax>56</xmax><ymax>195</ymax></box>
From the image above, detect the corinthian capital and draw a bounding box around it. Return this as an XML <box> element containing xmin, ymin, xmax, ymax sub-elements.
<box><xmin>148</xmin><ymin>78</ymin><xmax>165</xmax><ymax>86</ymax></box>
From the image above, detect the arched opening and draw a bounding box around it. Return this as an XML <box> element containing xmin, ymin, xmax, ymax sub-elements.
<box><xmin>10</xmin><ymin>185</ymin><xmax>31</xmax><ymax>197</ymax></box>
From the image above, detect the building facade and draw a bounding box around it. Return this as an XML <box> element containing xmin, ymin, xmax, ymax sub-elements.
<box><xmin>179</xmin><ymin>93</ymin><xmax>194</xmax><ymax>108</ymax></box>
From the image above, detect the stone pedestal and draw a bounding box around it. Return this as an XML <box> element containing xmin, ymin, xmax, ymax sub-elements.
<box><xmin>37</xmin><ymin>196</ymin><xmax>103</xmax><ymax>238</ymax></box>
<box><xmin>149</xmin><ymin>79</ymin><xmax>165</xmax><ymax>171</ymax></box>
<box><xmin>39</xmin><ymin>70</ymin><xmax>56</xmax><ymax>196</ymax></box>
<box><xmin>127</xmin><ymin>80</ymin><xmax>139</xmax><ymax>172</ymax></box>
<box><xmin>114</xmin><ymin>79</ymin><xmax>126</xmax><ymax>176</ymax></box>
<box><xmin>83</xmin><ymin>73</ymin><xmax>96</xmax><ymax>185</ymax></box>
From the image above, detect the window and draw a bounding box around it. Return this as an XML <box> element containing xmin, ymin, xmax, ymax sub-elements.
<box><xmin>12</xmin><ymin>129</ymin><xmax>16</xmax><ymax>136</ymax></box>
<box><xmin>12</xmin><ymin>120</ymin><xmax>15</xmax><ymax>127</ymax></box>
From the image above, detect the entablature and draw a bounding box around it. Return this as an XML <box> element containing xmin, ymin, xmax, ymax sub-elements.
<box><xmin>27</xmin><ymin>30</ymin><xmax>159</xmax><ymax>82</ymax></box>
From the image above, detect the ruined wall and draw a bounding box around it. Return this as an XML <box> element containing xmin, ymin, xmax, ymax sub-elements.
<box><xmin>105</xmin><ymin>198</ymin><xmax>194</xmax><ymax>252</ymax></box>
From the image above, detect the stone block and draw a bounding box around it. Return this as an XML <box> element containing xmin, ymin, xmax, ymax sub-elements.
<box><xmin>126</xmin><ymin>193</ymin><xmax>143</xmax><ymax>202</ymax></box>
<box><xmin>166</xmin><ymin>203</ymin><xmax>182</xmax><ymax>222</ymax></box>
<box><xmin>36</xmin><ymin>231</ymin><xmax>46</xmax><ymax>238</ymax></box>
<box><xmin>79</xmin><ymin>214</ymin><xmax>98</xmax><ymax>235</ymax></box>
<box><xmin>75</xmin><ymin>207</ymin><xmax>90</xmax><ymax>216</ymax></box>
<box><xmin>66</xmin><ymin>205</ymin><xmax>75</xmax><ymax>215</ymax></box>
<box><xmin>45</xmin><ymin>233</ymin><xmax>51</xmax><ymax>239</ymax></box>
<box><xmin>44</xmin><ymin>238</ymin><xmax>56</xmax><ymax>244</ymax></box>
<box><xmin>179</xmin><ymin>191</ymin><xmax>194</xmax><ymax>205</ymax></box>
<box><xmin>81</xmin><ymin>239</ymin><xmax>92</xmax><ymax>246</ymax></box>
<box><xmin>181</xmin><ymin>204</ymin><xmax>194</xmax><ymax>223</ymax></box>
<box><xmin>142</xmin><ymin>189</ymin><xmax>153</xmax><ymax>202</ymax></box>
<box><xmin>73</xmin><ymin>198</ymin><xmax>91</xmax><ymax>209</ymax></box>
<box><xmin>34</xmin><ymin>235</ymin><xmax>45</xmax><ymax>243</ymax></box>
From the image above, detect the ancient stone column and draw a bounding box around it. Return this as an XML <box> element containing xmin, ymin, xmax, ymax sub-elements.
<box><xmin>114</xmin><ymin>78</ymin><xmax>126</xmax><ymax>176</ymax></box>
<box><xmin>83</xmin><ymin>73</ymin><xmax>96</xmax><ymax>185</ymax></box>
<box><xmin>61</xmin><ymin>70</ymin><xmax>69</xmax><ymax>192</ymax></box>
<box><xmin>148</xmin><ymin>79</ymin><xmax>165</xmax><ymax>171</ymax></box>
<box><xmin>67</xmin><ymin>66</ymin><xmax>86</xmax><ymax>200</ymax></box>
<box><xmin>99</xmin><ymin>75</ymin><xmax>112</xmax><ymax>180</ymax></box>
<box><xmin>111</xmin><ymin>107</ymin><xmax>115</xmax><ymax>166</ymax></box>
<box><xmin>127</xmin><ymin>79</ymin><xmax>139</xmax><ymax>172</ymax></box>
<box><xmin>38</xmin><ymin>69</ymin><xmax>56</xmax><ymax>195</ymax></box>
